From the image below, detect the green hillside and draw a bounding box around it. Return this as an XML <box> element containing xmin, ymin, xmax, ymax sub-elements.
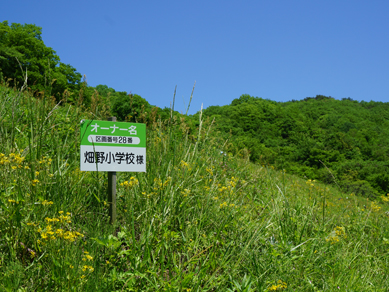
<box><xmin>1</xmin><ymin>83</ymin><xmax>389</xmax><ymax>291</ymax></box>
<box><xmin>3</xmin><ymin>20</ymin><xmax>389</xmax><ymax>199</ymax></box>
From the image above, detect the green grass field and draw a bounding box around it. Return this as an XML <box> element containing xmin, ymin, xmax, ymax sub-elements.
<box><xmin>1</xmin><ymin>83</ymin><xmax>389</xmax><ymax>291</ymax></box>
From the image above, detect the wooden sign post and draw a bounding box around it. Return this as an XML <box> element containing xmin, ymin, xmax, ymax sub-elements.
<box><xmin>107</xmin><ymin>117</ymin><xmax>117</xmax><ymax>224</ymax></box>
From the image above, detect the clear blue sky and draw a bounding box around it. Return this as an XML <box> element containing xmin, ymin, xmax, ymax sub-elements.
<box><xmin>3</xmin><ymin>0</ymin><xmax>389</xmax><ymax>114</ymax></box>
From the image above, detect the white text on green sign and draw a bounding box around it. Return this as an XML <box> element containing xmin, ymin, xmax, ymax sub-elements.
<box><xmin>80</xmin><ymin>120</ymin><xmax>146</xmax><ymax>148</ymax></box>
<box><xmin>80</xmin><ymin>120</ymin><xmax>146</xmax><ymax>172</ymax></box>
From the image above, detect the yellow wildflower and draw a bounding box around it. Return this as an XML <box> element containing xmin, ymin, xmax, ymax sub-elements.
<box><xmin>181</xmin><ymin>189</ymin><xmax>190</xmax><ymax>197</ymax></box>
<box><xmin>268</xmin><ymin>280</ymin><xmax>287</xmax><ymax>291</ymax></box>
<box><xmin>83</xmin><ymin>265</ymin><xmax>94</xmax><ymax>272</ymax></box>
<box><xmin>85</xmin><ymin>255</ymin><xmax>93</xmax><ymax>261</ymax></box>
<box><xmin>180</xmin><ymin>160</ymin><xmax>189</xmax><ymax>168</ymax></box>
<box><xmin>219</xmin><ymin>202</ymin><xmax>228</xmax><ymax>208</ymax></box>
<box><xmin>371</xmin><ymin>201</ymin><xmax>381</xmax><ymax>212</ymax></box>
<box><xmin>163</xmin><ymin>177</ymin><xmax>171</xmax><ymax>187</ymax></box>
<box><xmin>326</xmin><ymin>226</ymin><xmax>346</xmax><ymax>244</ymax></box>
<box><xmin>42</xmin><ymin>200</ymin><xmax>53</xmax><ymax>206</ymax></box>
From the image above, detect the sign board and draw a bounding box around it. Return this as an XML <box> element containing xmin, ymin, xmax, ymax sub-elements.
<box><xmin>80</xmin><ymin>119</ymin><xmax>146</xmax><ymax>172</ymax></box>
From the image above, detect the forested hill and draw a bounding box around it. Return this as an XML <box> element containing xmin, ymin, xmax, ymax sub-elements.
<box><xmin>201</xmin><ymin>94</ymin><xmax>389</xmax><ymax>198</ymax></box>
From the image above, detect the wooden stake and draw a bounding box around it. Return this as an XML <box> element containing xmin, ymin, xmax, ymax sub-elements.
<box><xmin>108</xmin><ymin>116</ymin><xmax>117</xmax><ymax>224</ymax></box>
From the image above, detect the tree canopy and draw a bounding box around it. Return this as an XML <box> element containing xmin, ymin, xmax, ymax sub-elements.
<box><xmin>0</xmin><ymin>21</ymin><xmax>81</xmax><ymax>98</ymax></box>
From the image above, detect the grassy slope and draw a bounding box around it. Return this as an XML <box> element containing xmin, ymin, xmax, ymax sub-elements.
<box><xmin>1</xmin><ymin>84</ymin><xmax>389</xmax><ymax>291</ymax></box>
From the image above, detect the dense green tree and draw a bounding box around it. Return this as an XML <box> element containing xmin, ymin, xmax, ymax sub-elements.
<box><xmin>95</xmin><ymin>84</ymin><xmax>116</xmax><ymax>98</ymax></box>
<box><xmin>51</xmin><ymin>63</ymin><xmax>81</xmax><ymax>95</ymax></box>
<box><xmin>112</xmin><ymin>93</ymin><xmax>151</xmax><ymax>122</ymax></box>
<box><xmin>0</xmin><ymin>21</ymin><xmax>81</xmax><ymax>98</ymax></box>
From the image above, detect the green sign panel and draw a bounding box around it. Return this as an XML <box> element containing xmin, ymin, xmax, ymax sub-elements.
<box><xmin>80</xmin><ymin>120</ymin><xmax>146</xmax><ymax>172</ymax></box>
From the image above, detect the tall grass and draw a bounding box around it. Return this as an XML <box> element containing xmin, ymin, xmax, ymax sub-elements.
<box><xmin>1</xmin><ymin>82</ymin><xmax>389</xmax><ymax>291</ymax></box>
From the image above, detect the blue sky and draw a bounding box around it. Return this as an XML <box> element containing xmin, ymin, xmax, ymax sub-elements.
<box><xmin>3</xmin><ymin>0</ymin><xmax>389</xmax><ymax>114</ymax></box>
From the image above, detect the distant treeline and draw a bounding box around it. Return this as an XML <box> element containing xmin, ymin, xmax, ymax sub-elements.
<box><xmin>2</xmin><ymin>21</ymin><xmax>388</xmax><ymax>197</ymax></box>
<box><xmin>200</xmin><ymin>94</ymin><xmax>389</xmax><ymax>198</ymax></box>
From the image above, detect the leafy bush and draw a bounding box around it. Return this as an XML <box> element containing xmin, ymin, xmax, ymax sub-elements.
<box><xmin>112</xmin><ymin>93</ymin><xmax>151</xmax><ymax>122</ymax></box>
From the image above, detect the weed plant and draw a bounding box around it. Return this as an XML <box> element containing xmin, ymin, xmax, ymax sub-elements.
<box><xmin>1</xmin><ymin>82</ymin><xmax>389</xmax><ymax>291</ymax></box>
